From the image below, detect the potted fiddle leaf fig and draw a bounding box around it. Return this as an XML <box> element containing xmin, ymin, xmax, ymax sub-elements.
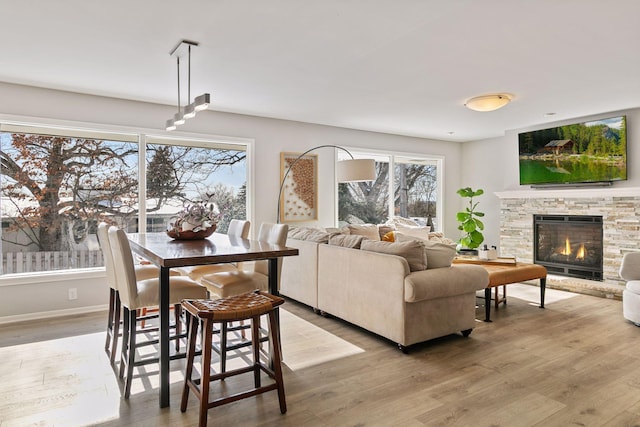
<box><xmin>456</xmin><ymin>187</ymin><xmax>485</xmax><ymax>254</ymax></box>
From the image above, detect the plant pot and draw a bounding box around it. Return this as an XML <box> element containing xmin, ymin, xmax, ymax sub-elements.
<box><xmin>457</xmin><ymin>248</ymin><xmax>478</xmax><ymax>256</ymax></box>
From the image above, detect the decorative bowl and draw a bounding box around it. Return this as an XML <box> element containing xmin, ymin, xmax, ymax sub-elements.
<box><xmin>166</xmin><ymin>225</ymin><xmax>216</xmax><ymax>240</ymax></box>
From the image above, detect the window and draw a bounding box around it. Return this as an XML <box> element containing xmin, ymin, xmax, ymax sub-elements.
<box><xmin>338</xmin><ymin>150</ymin><xmax>441</xmax><ymax>229</ymax></box>
<box><xmin>0</xmin><ymin>124</ymin><xmax>247</xmax><ymax>275</ymax></box>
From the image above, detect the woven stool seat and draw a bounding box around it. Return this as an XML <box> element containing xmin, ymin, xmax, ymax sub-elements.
<box><xmin>181</xmin><ymin>290</ymin><xmax>287</xmax><ymax>427</ymax></box>
<box><xmin>183</xmin><ymin>291</ymin><xmax>284</xmax><ymax>322</ymax></box>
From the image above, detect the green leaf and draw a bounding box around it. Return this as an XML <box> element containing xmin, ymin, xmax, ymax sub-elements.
<box><xmin>474</xmin><ymin>218</ymin><xmax>484</xmax><ymax>230</ymax></box>
<box><xmin>463</xmin><ymin>221</ymin><xmax>476</xmax><ymax>233</ymax></box>
<box><xmin>470</xmin><ymin>230</ymin><xmax>484</xmax><ymax>247</ymax></box>
<box><xmin>456</xmin><ymin>212</ymin><xmax>470</xmax><ymax>222</ymax></box>
<box><xmin>457</xmin><ymin>187</ymin><xmax>473</xmax><ymax>198</ymax></box>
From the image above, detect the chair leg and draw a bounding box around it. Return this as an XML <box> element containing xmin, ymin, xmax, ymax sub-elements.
<box><xmin>268</xmin><ymin>310</ymin><xmax>287</xmax><ymax>414</ymax></box>
<box><xmin>140</xmin><ymin>307</ymin><xmax>147</xmax><ymax>328</ymax></box>
<box><xmin>199</xmin><ymin>318</ymin><xmax>214</xmax><ymax>427</ymax></box>
<box><xmin>220</xmin><ymin>322</ymin><xmax>228</xmax><ymax>374</ymax></box>
<box><xmin>174</xmin><ymin>304</ymin><xmax>182</xmax><ymax>352</ymax></box>
<box><xmin>105</xmin><ymin>288</ymin><xmax>116</xmax><ymax>355</ymax></box>
<box><xmin>110</xmin><ymin>294</ymin><xmax>121</xmax><ymax>365</ymax></box>
<box><xmin>119</xmin><ymin>308</ymin><xmax>130</xmax><ymax>379</ymax></box>
<box><xmin>181</xmin><ymin>311</ymin><xmax>199</xmax><ymax>413</ymax></box>
<box><xmin>252</xmin><ymin>315</ymin><xmax>261</xmax><ymax>388</ymax></box>
<box><xmin>124</xmin><ymin>309</ymin><xmax>137</xmax><ymax>399</ymax></box>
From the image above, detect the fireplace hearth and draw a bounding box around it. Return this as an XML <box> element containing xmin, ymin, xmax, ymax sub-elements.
<box><xmin>534</xmin><ymin>215</ymin><xmax>603</xmax><ymax>281</ymax></box>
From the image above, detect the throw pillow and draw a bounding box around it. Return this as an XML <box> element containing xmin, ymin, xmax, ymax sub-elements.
<box><xmin>328</xmin><ymin>234</ymin><xmax>366</xmax><ymax>249</ymax></box>
<box><xmin>347</xmin><ymin>224</ymin><xmax>381</xmax><ymax>241</ymax></box>
<box><xmin>288</xmin><ymin>227</ymin><xmax>334</xmax><ymax>243</ymax></box>
<box><xmin>382</xmin><ymin>231</ymin><xmax>395</xmax><ymax>242</ymax></box>
<box><xmin>377</xmin><ymin>224</ymin><xmax>395</xmax><ymax>240</ymax></box>
<box><xmin>360</xmin><ymin>239</ymin><xmax>426</xmax><ymax>272</ymax></box>
<box><xmin>324</xmin><ymin>226</ymin><xmax>351</xmax><ymax>235</ymax></box>
<box><xmin>385</xmin><ymin>216</ymin><xmax>420</xmax><ymax>227</ymax></box>
<box><xmin>395</xmin><ymin>224</ymin><xmax>431</xmax><ymax>239</ymax></box>
<box><xmin>394</xmin><ymin>233</ymin><xmax>456</xmax><ymax>269</ymax></box>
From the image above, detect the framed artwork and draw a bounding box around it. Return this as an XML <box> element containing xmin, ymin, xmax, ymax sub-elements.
<box><xmin>280</xmin><ymin>152</ymin><xmax>318</xmax><ymax>222</ymax></box>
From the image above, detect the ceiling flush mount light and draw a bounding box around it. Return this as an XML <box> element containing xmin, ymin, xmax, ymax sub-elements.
<box><xmin>165</xmin><ymin>39</ymin><xmax>211</xmax><ymax>131</ymax></box>
<box><xmin>464</xmin><ymin>94</ymin><xmax>512</xmax><ymax>112</ymax></box>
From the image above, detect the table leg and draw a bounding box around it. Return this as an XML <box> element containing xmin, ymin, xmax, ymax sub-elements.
<box><xmin>484</xmin><ymin>287</ymin><xmax>492</xmax><ymax>322</ymax></box>
<box><xmin>540</xmin><ymin>277</ymin><xmax>546</xmax><ymax>309</ymax></box>
<box><xmin>268</xmin><ymin>258</ymin><xmax>281</xmax><ymax>364</ymax></box>
<box><xmin>159</xmin><ymin>266</ymin><xmax>170</xmax><ymax>408</ymax></box>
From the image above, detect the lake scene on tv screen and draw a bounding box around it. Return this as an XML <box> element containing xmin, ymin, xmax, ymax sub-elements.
<box><xmin>519</xmin><ymin>116</ymin><xmax>627</xmax><ymax>185</ymax></box>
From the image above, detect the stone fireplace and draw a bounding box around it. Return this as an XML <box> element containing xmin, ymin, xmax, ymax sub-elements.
<box><xmin>534</xmin><ymin>214</ymin><xmax>603</xmax><ymax>281</ymax></box>
<box><xmin>497</xmin><ymin>187</ymin><xmax>640</xmax><ymax>288</ymax></box>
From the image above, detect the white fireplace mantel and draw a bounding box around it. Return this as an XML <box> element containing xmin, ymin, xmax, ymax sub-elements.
<box><xmin>495</xmin><ymin>186</ymin><xmax>640</xmax><ymax>199</ymax></box>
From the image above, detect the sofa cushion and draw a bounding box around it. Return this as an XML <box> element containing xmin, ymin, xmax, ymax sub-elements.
<box><xmin>348</xmin><ymin>224</ymin><xmax>381</xmax><ymax>241</ymax></box>
<box><xmin>329</xmin><ymin>234</ymin><xmax>366</xmax><ymax>249</ymax></box>
<box><xmin>288</xmin><ymin>227</ymin><xmax>334</xmax><ymax>243</ymax></box>
<box><xmin>395</xmin><ymin>232</ymin><xmax>457</xmax><ymax>269</ymax></box>
<box><xmin>360</xmin><ymin>239</ymin><xmax>426</xmax><ymax>272</ymax></box>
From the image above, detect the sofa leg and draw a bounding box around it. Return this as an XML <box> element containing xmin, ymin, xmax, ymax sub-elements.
<box><xmin>398</xmin><ymin>344</ymin><xmax>408</xmax><ymax>354</ymax></box>
<box><xmin>461</xmin><ymin>329</ymin><xmax>473</xmax><ymax>337</ymax></box>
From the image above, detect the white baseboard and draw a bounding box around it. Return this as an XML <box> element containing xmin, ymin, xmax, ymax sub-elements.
<box><xmin>0</xmin><ymin>304</ymin><xmax>107</xmax><ymax>325</ymax></box>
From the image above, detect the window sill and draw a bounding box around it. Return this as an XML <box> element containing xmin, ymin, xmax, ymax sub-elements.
<box><xmin>0</xmin><ymin>268</ymin><xmax>105</xmax><ymax>287</ymax></box>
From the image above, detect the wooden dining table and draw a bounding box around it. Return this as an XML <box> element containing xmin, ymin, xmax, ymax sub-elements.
<box><xmin>127</xmin><ymin>231</ymin><xmax>299</xmax><ymax>408</ymax></box>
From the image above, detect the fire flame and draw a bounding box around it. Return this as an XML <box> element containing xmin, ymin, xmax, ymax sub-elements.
<box><xmin>560</xmin><ymin>237</ymin><xmax>571</xmax><ymax>256</ymax></box>
<box><xmin>558</xmin><ymin>237</ymin><xmax>587</xmax><ymax>260</ymax></box>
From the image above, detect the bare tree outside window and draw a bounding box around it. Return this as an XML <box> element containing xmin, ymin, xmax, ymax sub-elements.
<box><xmin>0</xmin><ymin>129</ymin><xmax>247</xmax><ymax>274</ymax></box>
<box><xmin>339</xmin><ymin>153</ymin><xmax>438</xmax><ymax>227</ymax></box>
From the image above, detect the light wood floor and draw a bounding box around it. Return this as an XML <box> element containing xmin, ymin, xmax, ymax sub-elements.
<box><xmin>2</xmin><ymin>284</ymin><xmax>640</xmax><ymax>427</ymax></box>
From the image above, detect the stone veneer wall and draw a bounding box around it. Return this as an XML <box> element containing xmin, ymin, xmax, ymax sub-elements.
<box><xmin>498</xmin><ymin>189</ymin><xmax>640</xmax><ymax>286</ymax></box>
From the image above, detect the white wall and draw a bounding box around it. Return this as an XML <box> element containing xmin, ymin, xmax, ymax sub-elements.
<box><xmin>461</xmin><ymin>108</ymin><xmax>640</xmax><ymax>254</ymax></box>
<box><xmin>0</xmin><ymin>82</ymin><xmax>464</xmax><ymax>321</ymax></box>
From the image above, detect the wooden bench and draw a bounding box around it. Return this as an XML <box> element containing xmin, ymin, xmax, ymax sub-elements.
<box><xmin>453</xmin><ymin>258</ymin><xmax>547</xmax><ymax>322</ymax></box>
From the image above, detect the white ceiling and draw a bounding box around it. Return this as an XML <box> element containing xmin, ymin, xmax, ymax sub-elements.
<box><xmin>2</xmin><ymin>0</ymin><xmax>639</xmax><ymax>142</ymax></box>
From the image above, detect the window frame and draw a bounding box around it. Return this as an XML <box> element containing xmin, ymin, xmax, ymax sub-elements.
<box><xmin>0</xmin><ymin>114</ymin><xmax>254</xmax><ymax>281</ymax></box>
<box><xmin>336</xmin><ymin>147</ymin><xmax>444</xmax><ymax>230</ymax></box>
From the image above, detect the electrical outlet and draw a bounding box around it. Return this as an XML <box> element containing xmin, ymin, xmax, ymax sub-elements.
<box><xmin>68</xmin><ymin>288</ymin><xmax>78</xmax><ymax>300</ymax></box>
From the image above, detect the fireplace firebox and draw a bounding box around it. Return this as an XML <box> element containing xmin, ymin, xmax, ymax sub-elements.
<box><xmin>533</xmin><ymin>215</ymin><xmax>603</xmax><ymax>281</ymax></box>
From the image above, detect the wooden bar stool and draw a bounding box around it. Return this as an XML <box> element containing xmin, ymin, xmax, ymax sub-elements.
<box><xmin>181</xmin><ymin>290</ymin><xmax>287</xmax><ymax>427</ymax></box>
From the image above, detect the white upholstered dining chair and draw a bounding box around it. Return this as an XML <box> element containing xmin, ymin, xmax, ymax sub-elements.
<box><xmin>199</xmin><ymin>222</ymin><xmax>288</xmax><ymax>298</ymax></box>
<box><xmin>108</xmin><ymin>226</ymin><xmax>208</xmax><ymax>398</ymax></box>
<box><xmin>98</xmin><ymin>222</ymin><xmax>164</xmax><ymax>365</ymax></box>
<box><xmin>175</xmin><ymin>219</ymin><xmax>250</xmax><ymax>281</ymax></box>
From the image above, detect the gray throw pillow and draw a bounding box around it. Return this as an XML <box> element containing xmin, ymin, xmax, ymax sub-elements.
<box><xmin>329</xmin><ymin>234</ymin><xmax>366</xmax><ymax>249</ymax></box>
<box><xmin>394</xmin><ymin>233</ymin><xmax>456</xmax><ymax>269</ymax></box>
<box><xmin>360</xmin><ymin>239</ymin><xmax>426</xmax><ymax>272</ymax></box>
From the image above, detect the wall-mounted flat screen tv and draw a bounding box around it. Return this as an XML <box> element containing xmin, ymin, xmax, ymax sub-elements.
<box><xmin>519</xmin><ymin>115</ymin><xmax>627</xmax><ymax>186</ymax></box>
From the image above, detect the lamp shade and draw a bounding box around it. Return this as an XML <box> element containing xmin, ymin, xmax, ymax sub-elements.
<box><xmin>336</xmin><ymin>158</ymin><xmax>376</xmax><ymax>182</ymax></box>
<box><xmin>465</xmin><ymin>94</ymin><xmax>511</xmax><ymax>112</ymax></box>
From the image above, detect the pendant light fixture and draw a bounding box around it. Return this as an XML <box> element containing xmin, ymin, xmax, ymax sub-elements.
<box><xmin>165</xmin><ymin>40</ymin><xmax>210</xmax><ymax>131</ymax></box>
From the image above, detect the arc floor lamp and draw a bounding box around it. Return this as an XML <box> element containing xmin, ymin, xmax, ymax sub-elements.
<box><xmin>276</xmin><ymin>145</ymin><xmax>376</xmax><ymax>223</ymax></box>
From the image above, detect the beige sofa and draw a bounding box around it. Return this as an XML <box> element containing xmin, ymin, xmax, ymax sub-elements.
<box><xmin>280</xmin><ymin>234</ymin><xmax>489</xmax><ymax>352</ymax></box>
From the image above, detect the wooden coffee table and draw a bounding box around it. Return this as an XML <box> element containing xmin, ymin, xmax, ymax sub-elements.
<box><xmin>453</xmin><ymin>257</ymin><xmax>547</xmax><ymax>322</ymax></box>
